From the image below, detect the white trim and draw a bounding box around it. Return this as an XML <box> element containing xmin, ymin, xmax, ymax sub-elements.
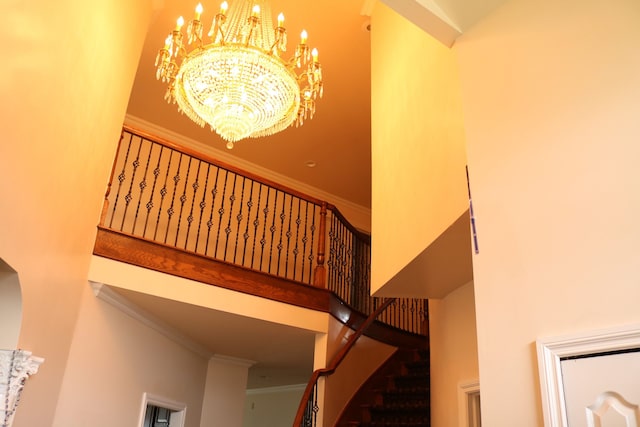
<box><xmin>211</xmin><ymin>353</ymin><xmax>256</xmax><ymax>368</ymax></box>
<box><xmin>124</xmin><ymin>114</ymin><xmax>372</xmax><ymax>232</ymax></box>
<box><xmin>536</xmin><ymin>323</ymin><xmax>640</xmax><ymax>427</ymax></box>
<box><xmin>90</xmin><ymin>281</ymin><xmax>212</xmax><ymax>359</ymax></box>
<box><xmin>458</xmin><ymin>380</ymin><xmax>480</xmax><ymax>427</ymax></box>
<box><xmin>245</xmin><ymin>383</ymin><xmax>306</xmax><ymax>395</ymax></box>
<box><xmin>138</xmin><ymin>392</ymin><xmax>187</xmax><ymax>427</ymax></box>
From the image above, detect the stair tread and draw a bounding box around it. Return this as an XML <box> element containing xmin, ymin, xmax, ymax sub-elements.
<box><xmin>338</xmin><ymin>347</ymin><xmax>431</xmax><ymax>427</ymax></box>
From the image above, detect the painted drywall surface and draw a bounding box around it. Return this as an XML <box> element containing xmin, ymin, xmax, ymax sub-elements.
<box><xmin>88</xmin><ymin>256</ymin><xmax>329</xmax><ymax>334</ymax></box>
<box><xmin>322</xmin><ymin>317</ymin><xmax>397</xmax><ymax>427</ymax></box>
<box><xmin>454</xmin><ymin>0</ymin><xmax>640</xmax><ymax>424</ymax></box>
<box><xmin>370</xmin><ymin>2</ymin><xmax>469</xmax><ymax>296</ymax></box>
<box><xmin>51</xmin><ymin>288</ymin><xmax>207</xmax><ymax>427</ymax></box>
<box><xmin>201</xmin><ymin>356</ymin><xmax>252</xmax><ymax>427</ymax></box>
<box><xmin>243</xmin><ymin>385</ymin><xmax>305</xmax><ymax>427</ymax></box>
<box><xmin>0</xmin><ymin>261</ymin><xmax>22</xmax><ymax>349</ymax></box>
<box><xmin>428</xmin><ymin>281</ymin><xmax>479</xmax><ymax>426</ymax></box>
<box><xmin>0</xmin><ymin>0</ymin><xmax>152</xmax><ymax>425</ymax></box>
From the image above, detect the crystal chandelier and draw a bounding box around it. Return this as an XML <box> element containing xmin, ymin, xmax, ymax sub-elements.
<box><xmin>155</xmin><ymin>0</ymin><xmax>323</xmax><ymax>149</ymax></box>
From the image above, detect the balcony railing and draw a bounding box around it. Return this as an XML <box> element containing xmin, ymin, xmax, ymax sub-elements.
<box><xmin>99</xmin><ymin>126</ymin><xmax>427</xmax><ymax>334</ymax></box>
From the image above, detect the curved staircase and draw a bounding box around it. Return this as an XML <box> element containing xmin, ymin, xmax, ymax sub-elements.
<box><xmin>337</xmin><ymin>346</ymin><xmax>430</xmax><ymax>427</ymax></box>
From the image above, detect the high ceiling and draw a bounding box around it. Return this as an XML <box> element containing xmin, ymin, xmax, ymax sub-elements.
<box><xmin>127</xmin><ymin>0</ymin><xmax>374</xmax><ymax>208</ymax></box>
<box><xmin>120</xmin><ymin>0</ymin><xmax>507</xmax><ymax>391</ymax></box>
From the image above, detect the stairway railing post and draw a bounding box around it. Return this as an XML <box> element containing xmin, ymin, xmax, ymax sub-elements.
<box><xmin>313</xmin><ymin>203</ymin><xmax>327</xmax><ymax>288</ymax></box>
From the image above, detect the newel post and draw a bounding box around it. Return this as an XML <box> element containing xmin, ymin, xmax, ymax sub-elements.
<box><xmin>313</xmin><ymin>203</ymin><xmax>327</xmax><ymax>288</ymax></box>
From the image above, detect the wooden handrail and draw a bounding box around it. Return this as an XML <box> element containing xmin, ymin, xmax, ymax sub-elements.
<box><xmin>292</xmin><ymin>298</ymin><xmax>396</xmax><ymax>427</ymax></box>
<box><xmin>326</xmin><ymin>203</ymin><xmax>371</xmax><ymax>244</ymax></box>
<box><xmin>102</xmin><ymin>126</ymin><xmax>427</xmax><ymax>334</ymax></box>
<box><xmin>121</xmin><ymin>125</ymin><xmax>328</xmax><ymax>207</ymax></box>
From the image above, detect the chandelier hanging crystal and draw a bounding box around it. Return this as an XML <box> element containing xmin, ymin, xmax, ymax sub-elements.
<box><xmin>155</xmin><ymin>0</ymin><xmax>323</xmax><ymax>149</ymax></box>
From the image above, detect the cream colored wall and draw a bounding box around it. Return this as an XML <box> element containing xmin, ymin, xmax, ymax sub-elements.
<box><xmin>1</xmin><ymin>0</ymin><xmax>152</xmax><ymax>425</ymax></box>
<box><xmin>243</xmin><ymin>385</ymin><xmax>305</xmax><ymax>427</ymax></box>
<box><xmin>88</xmin><ymin>256</ymin><xmax>329</xmax><ymax>334</ymax></box>
<box><xmin>454</xmin><ymin>0</ymin><xmax>640</xmax><ymax>424</ymax></box>
<box><xmin>0</xmin><ymin>260</ymin><xmax>22</xmax><ymax>349</ymax></box>
<box><xmin>52</xmin><ymin>287</ymin><xmax>207</xmax><ymax>427</ymax></box>
<box><xmin>428</xmin><ymin>281</ymin><xmax>479</xmax><ymax>426</ymax></box>
<box><xmin>370</xmin><ymin>2</ymin><xmax>469</xmax><ymax>296</ymax></box>
<box><xmin>201</xmin><ymin>356</ymin><xmax>252</xmax><ymax>427</ymax></box>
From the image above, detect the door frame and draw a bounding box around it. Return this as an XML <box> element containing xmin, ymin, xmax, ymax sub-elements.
<box><xmin>536</xmin><ymin>323</ymin><xmax>640</xmax><ymax>427</ymax></box>
<box><xmin>138</xmin><ymin>392</ymin><xmax>187</xmax><ymax>427</ymax></box>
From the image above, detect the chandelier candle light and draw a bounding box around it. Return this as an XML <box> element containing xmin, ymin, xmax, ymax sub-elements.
<box><xmin>155</xmin><ymin>0</ymin><xmax>323</xmax><ymax>149</ymax></box>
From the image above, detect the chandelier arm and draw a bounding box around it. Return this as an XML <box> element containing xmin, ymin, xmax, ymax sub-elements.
<box><xmin>158</xmin><ymin>0</ymin><xmax>323</xmax><ymax>146</ymax></box>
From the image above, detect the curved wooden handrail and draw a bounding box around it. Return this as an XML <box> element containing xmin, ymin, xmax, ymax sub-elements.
<box><xmin>121</xmin><ymin>124</ymin><xmax>328</xmax><ymax>207</ymax></box>
<box><xmin>292</xmin><ymin>298</ymin><xmax>396</xmax><ymax>427</ymax></box>
<box><xmin>326</xmin><ymin>203</ymin><xmax>371</xmax><ymax>243</ymax></box>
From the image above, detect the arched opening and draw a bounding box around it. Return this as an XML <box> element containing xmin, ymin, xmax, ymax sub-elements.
<box><xmin>0</xmin><ymin>258</ymin><xmax>22</xmax><ymax>349</ymax></box>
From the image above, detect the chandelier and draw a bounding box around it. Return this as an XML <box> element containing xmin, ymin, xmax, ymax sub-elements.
<box><xmin>155</xmin><ymin>0</ymin><xmax>323</xmax><ymax>149</ymax></box>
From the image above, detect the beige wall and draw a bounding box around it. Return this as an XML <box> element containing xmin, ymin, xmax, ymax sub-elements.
<box><xmin>428</xmin><ymin>281</ymin><xmax>479</xmax><ymax>426</ymax></box>
<box><xmin>0</xmin><ymin>260</ymin><xmax>22</xmax><ymax>349</ymax></box>
<box><xmin>201</xmin><ymin>356</ymin><xmax>252</xmax><ymax>427</ymax></box>
<box><xmin>243</xmin><ymin>385</ymin><xmax>305</xmax><ymax>427</ymax></box>
<box><xmin>1</xmin><ymin>0</ymin><xmax>152</xmax><ymax>425</ymax></box>
<box><xmin>370</xmin><ymin>2</ymin><xmax>469</xmax><ymax>296</ymax></box>
<box><xmin>454</xmin><ymin>0</ymin><xmax>640</xmax><ymax>424</ymax></box>
<box><xmin>52</xmin><ymin>288</ymin><xmax>208</xmax><ymax>427</ymax></box>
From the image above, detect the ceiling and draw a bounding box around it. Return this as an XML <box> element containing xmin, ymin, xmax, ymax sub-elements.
<box><xmin>127</xmin><ymin>0</ymin><xmax>374</xmax><ymax>208</ymax></box>
<box><xmin>120</xmin><ymin>0</ymin><xmax>506</xmax><ymax>392</ymax></box>
<box><xmin>107</xmin><ymin>286</ymin><xmax>317</xmax><ymax>389</ymax></box>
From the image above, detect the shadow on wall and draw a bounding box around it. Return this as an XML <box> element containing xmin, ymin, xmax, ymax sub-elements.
<box><xmin>0</xmin><ymin>259</ymin><xmax>22</xmax><ymax>349</ymax></box>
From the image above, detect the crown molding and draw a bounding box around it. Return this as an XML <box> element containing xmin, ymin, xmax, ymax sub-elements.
<box><xmin>245</xmin><ymin>383</ymin><xmax>306</xmax><ymax>395</ymax></box>
<box><xmin>90</xmin><ymin>281</ymin><xmax>212</xmax><ymax>359</ymax></box>
<box><xmin>211</xmin><ymin>354</ymin><xmax>256</xmax><ymax>368</ymax></box>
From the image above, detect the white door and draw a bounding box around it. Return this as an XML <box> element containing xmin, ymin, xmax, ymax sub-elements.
<box><xmin>561</xmin><ymin>350</ymin><xmax>640</xmax><ymax>427</ymax></box>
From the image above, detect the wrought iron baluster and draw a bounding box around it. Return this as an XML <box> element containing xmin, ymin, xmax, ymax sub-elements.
<box><xmin>214</xmin><ymin>170</ymin><xmax>230</xmax><ymax>259</ymax></box>
<box><xmin>119</xmin><ymin>139</ymin><xmax>142</xmax><ymax>232</ymax></box>
<box><xmin>222</xmin><ymin>173</ymin><xmax>238</xmax><ymax>262</ymax></box>
<box><xmin>132</xmin><ymin>138</ymin><xmax>153</xmax><ymax>236</ymax></box>
<box><xmin>250</xmin><ymin>183</ymin><xmax>263</xmax><ymax>270</ymax></box>
<box><xmin>345</xmin><ymin>225</ymin><xmax>353</xmax><ymax>306</ymax></box>
<box><xmin>275</xmin><ymin>192</ymin><xmax>287</xmax><ymax>277</ymax></box>
<box><xmin>338</xmin><ymin>216</ymin><xmax>345</xmax><ymax>298</ymax></box>
<box><xmin>153</xmin><ymin>149</ymin><xmax>175</xmax><ymax>241</ymax></box>
<box><xmin>204</xmin><ymin>167</ymin><xmax>221</xmax><ymax>257</ymax></box>
<box><xmin>259</xmin><ymin>187</ymin><xmax>271</xmax><ymax>271</ymax></box>
<box><xmin>232</xmin><ymin>176</ymin><xmax>246</xmax><ymax>265</ymax></box>
<box><xmin>174</xmin><ymin>156</ymin><xmax>193</xmax><ymax>247</ymax></box>
<box><xmin>184</xmin><ymin>159</ymin><xmax>203</xmax><ymax>250</ymax></box>
<box><xmin>291</xmin><ymin>198</ymin><xmax>302</xmax><ymax>281</ymax></box>
<box><xmin>284</xmin><ymin>194</ymin><xmax>294</xmax><ymax>278</ymax></box>
<box><xmin>267</xmin><ymin>190</ymin><xmax>280</xmax><ymax>274</ymax></box>
<box><xmin>300</xmin><ymin>201</ymin><xmax>310</xmax><ymax>283</ymax></box>
<box><xmin>241</xmin><ymin>180</ymin><xmax>255</xmax><ymax>267</ymax></box>
<box><xmin>307</xmin><ymin>204</ymin><xmax>317</xmax><ymax>286</ymax></box>
<box><xmin>142</xmin><ymin>143</ymin><xmax>164</xmax><ymax>238</ymax></box>
<box><xmin>109</xmin><ymin>132</ymin><xmax>134</xmax><ymax>230</ymax></box>
<box><xmin>194</xmin><ymin>163</ymin><xmax>212</xmax><ymax>253</ymax></box>
<box><xmin>163</xmin><ymin>153</ymin><xmax>183</xmax><ymax>245</ymax></box>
